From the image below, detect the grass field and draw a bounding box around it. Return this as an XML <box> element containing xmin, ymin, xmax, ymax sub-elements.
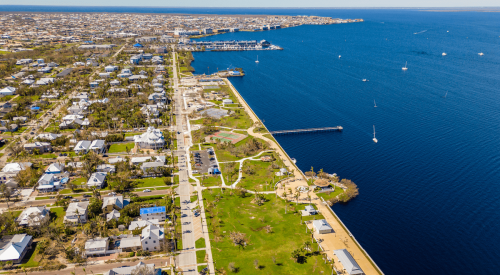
<box><xmin>71</xmin><ymin>177</ymin><xmax>87</xmax><ymax>185</ymax></box>
<box><xmin>200</xmin><ymin>175</ymin><xmax>222</xmax><ymax>187</ymax></box>
<box><xmin>108</xmin><ymin>142</ymin><xmax>135</xmax><ymax>153</ymax></box>
<box><xmin>50</xmin><ymin>207</ymin><xmax>66</xmax><ymax>226</ymax></box>
<box><xmin>195</xmin><ymin>237</ymin><xmax>206</xmax><ymax>249</ymax></box>
<box><xmin>315</xmin><ymin>187</ymin><xmax>345</xmax><ymax>201</ymax></box>
<box><xmin>203</xmin><ymin>190</ymin><xmax>334</xmax><ymax>275</ymax></box>
<box><xmin>238</xmin><ymin>160</ymin><xmax>275</xmax><ymax>192</ymax></box>
<box><xmin>196</xmin><ymin>249</ymin><xmax>207</xmax><ymax>263</ymax></box>
<box><xmin>19</xmin><ymin>243</ymin><xmax>39</xmax><ymax>268</ymax></box>
<box><xmin>134</xmin><ymin>177</ymin><xmax>170</xmax><ymax>188</ymax></box>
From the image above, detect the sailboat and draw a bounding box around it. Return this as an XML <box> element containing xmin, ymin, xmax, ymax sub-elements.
<box><xmin>374</xmin><ymin>100</ymin><xmax>377</xmax><ymax>108</ymax></box>
<box><xmin>402</xmin><ymin>61</ymin><xmax>408</xmax><ymax>71</ymax></box>
<box><xmin>338</xmin><ymin>55</ymin><xmax>341</xmax><ymax>59</ymax></box>
<box><xmin>442</xmin><ymin>52</ymin><xmax>447</xmax><ymax>56</ymax></box>
<box><xmin>255</xmin><ymin>55</ymin><xmax>259</xmax><ymax>63</ymax></box>
<box><xmin>373</xmin><ymin>125</ymin><xmax>378</xmax><ymax>143</ymax></box>
<box><xmin>478</xmin><ymin>52</ymin><xmax>484</xmax><ymax>56</ymax></box>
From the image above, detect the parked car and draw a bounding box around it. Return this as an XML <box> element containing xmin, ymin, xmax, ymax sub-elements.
<box><xmin>143</xmin><ymin>189</ymin><xmax>151</xmax><ymax>193</ymax></box>
<box><xmin>83</xmin><ymin>194</ymin><xmax>91</xmax><ymax>198</ymax></box>
<box><xmin>64</xmin><ymin>195</ymin><xmax>73</xmax><ymax>199</ymax></box>
<box><xmin>109</xmin><ymin>192</ymin><xmax>117</xmax><ymax>196</ymax></box>
<box><xmin>71</xmin><ymin>199</ymin><xmax>79</xmax><ymax>202</ymax></box>
<box><xmin>81</xmin><ymin>198</ymin><xmax>89</xmax><ymax>201</ymax></box>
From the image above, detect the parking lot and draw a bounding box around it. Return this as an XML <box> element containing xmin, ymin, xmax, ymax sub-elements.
<box><xmin>192</xmin><ymin>150</ymin><xmax>216</xmax><ymax>174</ymax></box>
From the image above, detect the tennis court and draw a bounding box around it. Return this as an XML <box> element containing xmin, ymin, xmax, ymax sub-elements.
<box><xmin>205</xmin><ymin>131</ymin><xmax>247</xmax><ymax>144</ymax></box>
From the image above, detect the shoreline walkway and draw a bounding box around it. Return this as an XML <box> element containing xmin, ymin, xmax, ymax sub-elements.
<box><xmin>225</xmin><ymin>79</ymin><xmax>384</xmax><ymax>275</ymax></box>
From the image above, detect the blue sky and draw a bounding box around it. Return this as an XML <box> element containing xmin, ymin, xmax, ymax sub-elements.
<box><xmin>3</xmin><ymin>0</ymin><xmax>500</xmax><ymax>7</ymax></box>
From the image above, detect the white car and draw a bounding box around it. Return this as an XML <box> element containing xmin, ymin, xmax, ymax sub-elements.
<box><xmin>143</xmin><ymin>189</ymin><xmax>151</xmax><ymax>193</ymax></box>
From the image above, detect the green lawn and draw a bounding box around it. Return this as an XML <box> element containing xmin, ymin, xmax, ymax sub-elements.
<box><xmin>35</xmin><ymin>196</ymin><xmax>50</xmax><ymax>200</ymax></box>
<box><xmin>124</xmin><ymin>132</ymin><xmax>142</xmax><ymax>137</ymax></box>
<box><xmin>195</xmin><ymin>237</ymin><xmax>206</xmax><ymax>249</ymax></box>
<box><xmin>108</xmin><ymin>142</ymin><xmax>135</xmax><ymax>153</ymax></box>
<box><xmin>49</xmin><ymin>207</ymin><xmax>66</xmax><ymax>226</ymax></box>
<box><xmin>196</xmin><ymin>249</ymin><xmax>207</xmax><ymax>263</ymax></box>
<box><xmin>203</xmin><ymin>190</ymin><xmax>334</xmax><ymax>275</ymax></box>
<box><xmin>134</xmin><ymin>177</ymin><xmax>170</xmax><ymax>188</ymax></box>
<box><xmin>19</xmin><ymin>243</ymin><xmax>39</xmax><ymax>268</ymax></box>
<box><xmin>238</xmin><ymin>160</ymin><xmax>276</xmax><ymax>192</ymax></box>
<box><xmin>71</xmin><ymin>177</ymin><xmax>87</xmax><ymax>185</ymax></box>
<box><xmin>315</xmin><ymin>187</ymin><xmax>345</xmax><ymax>201</ymax></box>
<box><xmin>59</xmin><ymin>188</ymin><xmax>86</xmax><ymax>194</ymax></box>
<box><xmin>30</xmin><ymin>153</ymin><xmax>57</xmax><ymax>159</ymax></box>
<box><xmin>200</xmin><ymin>175</ymin><xmax>222</xmax><ymax>187</ymax></box>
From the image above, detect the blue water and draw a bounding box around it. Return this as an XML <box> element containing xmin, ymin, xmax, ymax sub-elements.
<box><xmin>4</xmin><ymin>5</ymin><xmax>500</xmax><ymax>275</ymax></box>
<box><xmin>187</xmin><ymin>10</ymin><xmax>500</xmax><ymax>275</ymax></box>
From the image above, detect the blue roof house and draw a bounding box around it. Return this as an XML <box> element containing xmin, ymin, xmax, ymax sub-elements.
<box><xmin>133</xmin><ymin>43</ymin><xmax>143</xmax><ymax>48</ymax></box>
<box><xmin>140</xmin><ymin>206</ymin><xmax>166</xmax><ymax>222</ymax></box>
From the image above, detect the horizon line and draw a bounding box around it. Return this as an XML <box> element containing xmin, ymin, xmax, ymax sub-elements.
<box><xmin>1</xmin><ymin>5</ymin><xmax>500</xmax><ymax>9</ymax></box>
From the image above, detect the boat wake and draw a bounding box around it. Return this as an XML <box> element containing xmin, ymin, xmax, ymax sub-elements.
<box><xmin>413</xmin><ymin>30</ymin><xmax>428</xmax><ymax>35</ymax></box>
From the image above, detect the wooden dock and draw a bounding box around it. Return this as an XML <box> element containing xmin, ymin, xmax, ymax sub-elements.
<box><xmin>270</xmin><ymin>126</ymin><xmax>343</xmax><ymax>135</ymax></box>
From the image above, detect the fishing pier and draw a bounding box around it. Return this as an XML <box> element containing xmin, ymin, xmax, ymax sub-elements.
<box><xmin>270</xmin><ymin>126</ymin><xmax>343</xmax><ymax>135</ymax></box>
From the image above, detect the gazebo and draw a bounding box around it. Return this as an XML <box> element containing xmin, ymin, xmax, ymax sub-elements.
<box><xmin>314</xmin><ymin>179</ymin><xmax>331</xmax><ymax>189</ymax></box>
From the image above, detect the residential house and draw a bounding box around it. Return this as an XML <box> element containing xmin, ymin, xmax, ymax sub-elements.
<box><xmin>106</xmin><ymin>209</ymin><xmax>121</xmax><ymax>222</ymax></box>
<box><xmin>89</xmin><ymin>140</ymin><xmax>106</xmax><ymax>154</ymax></box>
<box><xmin>96</xmin><ymin>164</ymin><xmax>116</xmax><ymax>173</ymax></box>
<box><xmin>0</xmin><ymin>234</ymin><xmax>33</xmax><ymax>263</ymax></box>
<box><xmin>36</xmin><ymin>174</ymin><xmax>56</xmax><ymax>192</ymax></box>
<box><xmin>64</xmin><ymin>201</ymin><xmax>90</xmax><ymax>225</ymax></box>
<box><xmin>301</xmin><ymin>205</ymin><xmax>317</xmax><ymax>216</ymax></box>
<box><xmin>140</xmin><ymin>206</ymin><xmax>166</xmax><ymax>222</ymax></box>
<box><xmin>17</xmin><ymin>206</ymin><xmax>50</xmax><ymax>227</ymax></box>
<box><xmin>0</xmin><ymin>86</ymin><xmax>16</xmax><ymax>97</ymax></box>
<box><xmin>118</xmin><ymin>236</ymin><xmax>141</xmax><ymax>252</ymax></box>
<box><xmin>103</xmin><ymin>262</ymin><xmax>160</xmax><ymax>275</ymax></box>
<box><xmin>141</xmin><ymin>224</ymin><xmax>164</xmax><ymax>252</ymax></box>
<box><xmin>102</xmin><ymin>195</ymin><xmax>127</xmax><ymax>213</ymax></box>
<box><xmin>35</xmin><ymin>133</ymin><xmax>62</xmax><ymax>141</ymax></box>
<box><xmin>130</xmin><ymin>156</ymin><xmax>165</xmax><ymax>165</ymax></box>
<box><xmin>87</xmin><ymin>172</ymin><xmax>107</xmax><ymax>189</ymax></box>
<box><xmin>141</xmin><ymin>162</ymin><xmax>164</xmax><ymax>175</ymax></box>
<box><xmin>45</xmin><ymin>163</ymin><xmax>64</xmax><ymax>174</ymax></box>
<box><xmin>105</xmin><ymin>65</ymin><xmax>118</xmax><ymax>72</ymax></box>
<box><xmin>74</xmin><ymin>140</ymin><xmax>91</xmax><ymax>154</ymax></box>
<box><xmin>133</xmin><ymin>127</ymin><xmax>165</xmax><ymax>150</ymax></box>
<box><xmin>85</xmin><ymin>237</ymin><xmax>109</xmax><ymax>257</ymax></box>
<box><xmin>128</xmin><ymin>219</ymin><xmax>160</xmax><ymax>231</ymax></box>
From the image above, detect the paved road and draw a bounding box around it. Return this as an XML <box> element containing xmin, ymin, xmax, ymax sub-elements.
<box><xmin>172</xmin><ymin>51</ymin><xmax>198</xmax><ymax>275</ymax></box>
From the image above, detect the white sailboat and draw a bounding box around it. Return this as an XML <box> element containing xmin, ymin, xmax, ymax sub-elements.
<box><xmin>255</xmin><ymin>55</ymin><xmax>259</xmax><ymax>63</ymax></box>
<box><xmin>339</xmin><ymin>55</ymin><xmax>341</xmax><ymax>59</ymax></box>
<box><xmin>478</xmin><ymin>52</ymin><xmax>484</xmax><ymax>56</ymax></box>
<box><xmin>402</xmin><ymin>61</ymin><xmax>408</xmax><ymax>71</ymax></box>
<box><xmin>374</xmin><ymin>100</ymin><xmax>377</xmax><ymax>108</ymax></box>
<box><xmin>373</xmin><ymin>125</ymin><xmax>378</xmax><ymax>143</ymax></box>
<box><xmin>442</xmin><ymin>52</ymin><xmax>447</xmax><ymax>56</ymax></box>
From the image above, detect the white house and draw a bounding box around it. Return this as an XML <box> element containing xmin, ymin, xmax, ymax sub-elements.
<box><xmin>85</xmin><ymin>237</ymin><xmax>109</xmax><ymax>256</ymax></box>
<box><xmin>222</xmin><ymin>99</ymin><xmax>233</xmax><ymax>105</ymax></box>
<box><xmin>133</xmin><ymin>127</ymin><xmax>164</xmax><ymax>150</ymax></box>
<box><xmin>103</xmin><ymin>262</ymin><xmax>158</xmax><ymax>275</ymax></box>
<box><xmin>140</xmin><ymin>206</ymin><xmax>166</xmax><ymax>222</ymax></box>
<box><xmin>0</xmin><ymin>234</ymin><xmax>33</xmax><ymax>263</ymax></box>
<box><xmin>128</xmin><ymin>219</ymin><xmax>160</xmax><ymax>231</ymax></box>
<box><xmin>302</xmin><ymin>205</ymin><xmax>317</xmax><ymax>216</ymax></box>
<box><xmin>312</xmin><ymin>219</ymin><xmax>334</xmax><ymax>234</ymax></box>
<box><xmin>141</xmin><ymin>224</ymin><xmax>164</xmax><ymax>252</ymax></box>
<box><xmin>105</xmin><ymin>65</ymin><xmax>118</xmax><ymax>72</ymax></box>
<box><xmin>0</xmin><ymin>86</ymin><xmax>16</xmax><ymax>97</ymax></box>
<box><xmin>17</xmin><ymin>207</ymin><xmax>50</xmax><ymax>227</ymax></box>
<box><xmin>89</xmin><ymin>140</ymin><xmax>106</xmax><ymax>154</ymax></box>
<box><xmin>35</xmin><ymin>133</ymin><xmax>62</xmax><ymax>141</ymax></box>
<box><xmin>64</xmin><ymin>201</ymin><xmax>90</xmax><ymax>225</ymax></box>
<box><xmin>106</xmin><ymin>209</ymin><xmax>121</xmax><ymax>222</ymax></box>
<box><xmin>118</xmin><ymin>236</ymin><xmax>142</xmax><ymax>252</ymax></box>
<box><xmin>333</xmin><ymin>249</ymin><xmax>365</xmax><ymax>275</ymax></box>
<box><xmin>45</xmin><ymin>163</ymin><xmax>64</xmax><ymax>174</ymax></box>
<box><xmin>36</xmin><ymin>174</ymin><xmax>56</xmax><ymax>192</ymax></box>
<box><xmin>74</xmin><ymin>140</ymin><xmax>92</xmax><ymax>154</ymax></box>
<box><xmin>87</xmin><ymin>172</ymin><xmax>107</xmax><ymax>189</ymax></box>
